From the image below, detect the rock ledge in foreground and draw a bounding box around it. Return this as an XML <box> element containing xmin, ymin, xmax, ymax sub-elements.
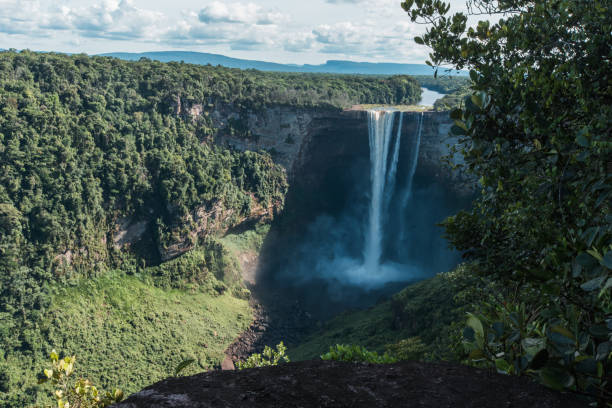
<box><xmin>114</xmin><ymin>360</ymin><xmax>585</xmax><ymax>408</ymax></box>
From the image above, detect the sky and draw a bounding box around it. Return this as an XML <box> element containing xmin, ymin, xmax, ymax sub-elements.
<box><xmin>0</xmin><ymin>0</ymin><xmax>470</xmax><ymax>65</ymax></box>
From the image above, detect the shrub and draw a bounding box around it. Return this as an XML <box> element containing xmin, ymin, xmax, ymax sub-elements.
<box><xmin>321</xmin><ymin>344</ymin><xmax>397</xmax><ymax>364</ymax></box>
<box><xmin>38</xmin><ymin>350</ymin><xmax>124</xmax><ymax>408</ymax></box>
<box><xmin>236</xmin><ymin>342</ymin><xmax>290</xmax><ymax>370</ymax></box>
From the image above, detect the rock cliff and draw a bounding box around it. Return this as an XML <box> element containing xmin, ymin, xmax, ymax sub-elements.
<box><xmin>114</xmin><ymin>360</ymin><xmax>584</xmax><ymax>408</ymax></box>
<box><xmin>213</xmin><ymin>106</ymin><xmax>472</xmax><ymax>196</ymax></box>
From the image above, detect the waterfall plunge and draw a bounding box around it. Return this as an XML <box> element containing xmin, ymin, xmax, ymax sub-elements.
<box><xmin>363</xmin><ymin>109</ymin><xmax>396</xmax><ymax>271</ymax></box>
<box><xmin>363</xmin><ymin>109</ymin><xmax>422</xmax><ymax>275</ymax></box>
<box><xmin>399</xmin><ymin>112</ymin><xmax>424</xmax><ymax>243</ymax></box>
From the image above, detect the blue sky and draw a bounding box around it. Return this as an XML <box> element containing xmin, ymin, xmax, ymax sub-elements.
<box><xmin>0</xmin><ymin>0</ymin><xmax>469</xmax><ymax>64</ymax></box>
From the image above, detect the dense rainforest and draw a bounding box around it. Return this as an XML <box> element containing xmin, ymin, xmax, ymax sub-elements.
<box><xmin>3</xmin><ymin>0</ymin><xmax>610</xmax><ymax>403</ymax></box>
<box><xmin>0</xmin><ymin>50</ymin><xmax>423</xmax><ymax>406</ymax></box>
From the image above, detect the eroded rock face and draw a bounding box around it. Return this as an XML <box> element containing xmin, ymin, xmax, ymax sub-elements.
<box><xmin>113</xmin><ymin>217</ymin><xmax>148</xmax><ymax>249</ymax></box>
<box><xmin>158</xmin><ymin>197</ymin><xmax>278</xmax><ymax>261</ymax></box>
<box><xmin>214</xmin><ymin>106</ymin><xmax>473</xmax><ymax>196</ymax></box>
<box><xmin>95</xmin><ymin>103</ymin><xmax>471</xmax><ymax>264</ymax></box>
<box><xmin>113</xmin><ymin>360</ymin><xmax>584</xmax><ymax>408</ymax></box>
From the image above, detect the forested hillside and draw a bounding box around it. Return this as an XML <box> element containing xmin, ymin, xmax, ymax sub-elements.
<box><xmin>0</xmin><ymin>50</ymin><xmax>422</xmax><ymax>405</ymax></box>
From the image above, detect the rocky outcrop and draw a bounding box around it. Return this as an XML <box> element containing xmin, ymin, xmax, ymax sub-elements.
<box><xmin>213</xmin><ymin>105</ymin><xmax>472</xmax><ymax>196</ymax></box>
<box><xmin>113</xmin><ymin>217</ymin><xmax>148</xmax><ymax>249</ymax></box>
<box><xmin>214</xmin><ymin>105</ymin><xmax>327</xmax><ymax>175</ymax></box>
<box><xmin>114</xmin><ymin>360</ymin><xmax>585</xmax><ymax>408</ymax></box>
<box><xmin>159</xmin><ymin>197</ymin><xmax>278</xmax><ymax>261</ymax></box>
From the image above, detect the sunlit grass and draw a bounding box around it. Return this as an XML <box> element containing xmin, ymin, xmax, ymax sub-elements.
<box><xmin>7</xmin><ymin>271</ymin><xmax>251</xmax><ymax>404</ymax></box>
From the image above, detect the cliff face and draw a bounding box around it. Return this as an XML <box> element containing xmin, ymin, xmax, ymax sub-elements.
<box><xmin>112</xmin><ymin>104</ymin><xmax>470</xmax><ymax>263</ymax></box>
<box><xmin>213</xmin><ymin>106</ymin><xmax>471</xmax><ymax>195</ymax></box>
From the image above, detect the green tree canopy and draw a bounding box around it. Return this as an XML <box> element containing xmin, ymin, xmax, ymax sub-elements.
<box><xmin>402</xmin><ymin>0</ymin><xmax>611</xmax><ymax>402</ymax></box>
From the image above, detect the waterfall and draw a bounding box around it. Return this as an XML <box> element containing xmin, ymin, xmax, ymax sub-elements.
<box><xmin>385</xmin><ymin>112</ymin><xmax>403</xmax><ymax>208</ymax></box>
<box><xmin>363</xmin><ymin>109</ymin><xmax>398</xmax><ymax>272</ymax></box>
<box><xmin>399</xmin><ymin>112</ymin><xmax>423</xmax><ymax>242</ymax></box>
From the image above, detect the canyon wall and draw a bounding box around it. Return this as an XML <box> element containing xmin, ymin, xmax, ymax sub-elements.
<box><xmin>213</xmin><ymin>106</ymin><xmax>472</xmax><ymax>196</ymax></box>
<box><xmin>112</xmin><ymin>104</ymin><xmax>472</xmax><ymax>262</ymax></box>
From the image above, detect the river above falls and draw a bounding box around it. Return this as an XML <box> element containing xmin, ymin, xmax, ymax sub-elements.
<box><xmin>418</xmin><ymin>87</ymin><xmax>446</xmax><ymax>106</ymax></box>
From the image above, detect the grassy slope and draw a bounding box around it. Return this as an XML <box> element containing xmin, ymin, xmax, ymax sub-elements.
<box><xmin>221</xmin><ymin>224</ymin><xmax>270</xmax><ymax>255</ymax></box>
<box><xmin>290</xmin><ymin>301</ymin><xmax>408</xmax><ymax>361</ymax></box>
<box><xmin>290</xmin><ymin>266</ymin><xmax>473</xmax><ymax>362</ymax></box>
<box><xmin>7</xmin><ymin>272</ymin><xmax>251</xmax><ymax>405</ymax></box>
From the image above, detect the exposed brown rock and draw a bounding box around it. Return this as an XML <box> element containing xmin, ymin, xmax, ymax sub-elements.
<box><xmin>114</xmin><ymin>360</ymin><xmax>585</xmax><ymax>408</ymax></box>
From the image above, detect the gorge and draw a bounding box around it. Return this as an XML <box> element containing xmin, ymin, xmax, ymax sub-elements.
<box><xmin>0</xmin><ymin>52</ymin><xmax>475</xmax><ymax>405</ymax></box>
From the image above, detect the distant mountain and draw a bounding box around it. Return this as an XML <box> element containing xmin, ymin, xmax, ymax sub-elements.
<box><xmin>99</xmin><ymin>51</ymin><xmax>466</xmax><ymax>76</ymax></box>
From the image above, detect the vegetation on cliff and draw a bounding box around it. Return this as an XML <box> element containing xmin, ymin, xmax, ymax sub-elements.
<box><xmin>0</xmin><ymin>51</ymin><xmax>422</xmax><ymax>405</ymax></box>
<box><xmin>403</xmin><ymin>0</ymin><xmax>611</xmax><ymax>402</ymax></box>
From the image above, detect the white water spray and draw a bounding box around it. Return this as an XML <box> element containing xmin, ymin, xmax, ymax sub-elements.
<box><xmin>363</xmin><ymin>109</ymin><xmax>397</xmax><ymax>271</ymax></box>
<box><xmin>399</xmin><ymin>112</ymin><xmax>424</xmax><ymax>242</ymax></box>
<box><xmin>385</xmin><ymin>111</ymin><xmax>403</xmax><ymax>208</ymax></box>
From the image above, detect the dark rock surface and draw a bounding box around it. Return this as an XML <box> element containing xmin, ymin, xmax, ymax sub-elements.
<box><xmin>114</xmin><ymin>360</ymin><xmax>585</xmax><ymax>408</ymax></box>
<box><xmin>224</xmin><ymin>296</ymin><xmax>314</xmax><ymax>363</ymax></box>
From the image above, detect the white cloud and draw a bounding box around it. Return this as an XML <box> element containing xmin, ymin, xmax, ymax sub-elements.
<box><xmin>312</xmin><ymin>20</ymin><xmax>428</xmax><ymax>60</ymax></box>
<box><xmin>166</xmin><ymin>13</ymin><xmax>279</xmax><ymax>51</ymax></box>
<box><xmin>283</xmin><ymin>32</ymin><xmax>316</xmax><ymax>53</ymax></box>
<box><xmin>0</xmin><ymin>0</ymin><xmax>165</xmax><ymax>41</ymax></box>
<box><xmin>0</xmin><ymin>0</ymin><xmax>454</xmax><ymax>63</ymax></box>
<box><xmin>198</xmin><ymin>2</ymin><xmax>288</xmax><ymax>25</ymax></box>
<box><xmin>70</xmin><ymin>0</ymin><xmax>165</xmax><ymax>40</ymax></box>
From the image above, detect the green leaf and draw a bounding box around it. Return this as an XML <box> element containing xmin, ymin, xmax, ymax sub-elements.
<box><xmin>539</xmin><ymin>367</ymin><xmax>575</xmax><ymax>390</ymax></box>
<box><xmin>581</xmin><ymin>227</ymin><xmax>599</xmax><ymax>247</ymax></box>
<box><xmin>470</xmin><ymin>94</ymin><xmax>483</xmax><ymax>109</ymax></box>
<box><xmin>601</xmin><ymin>250</ymin><xmax>612</xmax><ymax>269</ymax></box>
<box><xmin>451</xmin><ymin>125</ymin><xmax>467</xmax><ymax>136</ymax></box>
<box><xmin>596</xmin><ymin>342</ymin><xmax>611</xmax><ymax>361</ymax></box>
<box><xmin>454</xmin><ymin>120</ymin><xmax>468</xmax><ymax>131</ymax></box>
<box><xmin>601</xmin><ymin>278</ymin><xmax>612</xmax><ymax>293</ymax></box>
<box><xmin>522</xmin><ymin>337</ymin><xmax>544</xmax><ymax>355</ymax></box>
<box><xmin>574</xmin><ymin>357</ymin><xmax>597</xmax><ymax>375</ymax></box>
<box><xmin>449</xmin><ymin>108</ymin><xmax>462</xmax><ymax>120</ymax></box>
<box><xmin>575</xmin><ymin>252</ymin><xmax>597</xmax><ymax>268</ymax></box>
<box><xmin>414</xmin><ymin>36</ymin><xmax>424</xmax><ymax>45</ymax></box>
<box><xmin>466</xmin><ymin>314</ymin><xmax>484</xmax><ymax>347</ymax></box>
<box><xmin>575</xmin><ymin>133</ymin><xmax>589</xmax><ymax>147</ymax></box>
<box><xmin>463</xmin><ymin>326</ymin><xmax>475</xmax><ymax>342</ymax></box>
<box><xmin>529</xmin><ymin>349</ymin><xmax>549</xmax><ymax>369</ymax></box>
<box><xmin>581</xmin><ymin>276</ymin><xmax>606</xmax><ymax>291</ymax></box>
<box><xmin>549</xmin><ymin>326</ymin><xmax>575</xmax><ymax>346</ymax></box>
<box><xmin>174</xmin><ymin>358</ymin><xmax>196</xmax><ymax>376</ymax></box>
<box><xmin>588</xmin><ymin>324</ymin><xmax>609</xmax><ymax>339</ymax></box>
<box><xmin>469</xmin><ymin>70</ymin><xmax>478</xmax><ymax>82</ymax></box>
<box><xmin>495</xmin><ymin>358</ymin><xmax>512</xmax><ymax>374</ymax></box>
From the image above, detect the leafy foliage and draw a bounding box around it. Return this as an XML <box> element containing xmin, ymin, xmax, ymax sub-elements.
<box><xmin>403</xmin><ymin>0</ymin><xmax>612</xmax><ymax>402</ymax></box>
<box><xmin>174</xmin><ymin>359</ymin><xmax>197</xmax><ymax>377</ymax></box>
<box><xmin>433</xmin><ymin>84</ymin><xmax>470</xmax><ymax>111</ymax></box>
<box><xmin>236</xmin><ymin>342</ymin><xmax>290</xmax><ymax>370</ymax></box>
<box><xmin>321</xmin><ymin>344</ymin><xmax>397</xmax><ymax>364</ymax></box>
<box><xmin>384</xmin><ymin>338</ymin><xmax>428</xmax><ymax>361</ymax></box>
<box><xmin>38</xmin><ymin>350</ymin><xmax>124</xmax><ymax>408</ymax></box>
<box><xmin>291</xmin><ymin>265</ymin><xmax>477</xmax><ymax>362</ymax></box>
